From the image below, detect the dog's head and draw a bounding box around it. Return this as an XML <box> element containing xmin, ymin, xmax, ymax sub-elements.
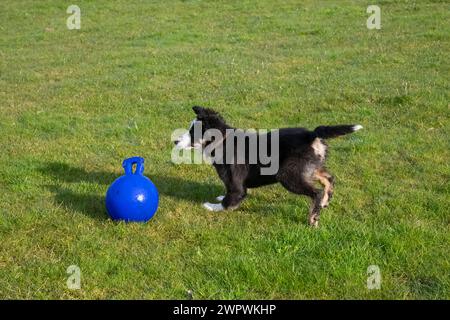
<box><xmin>174</xmin><ymin>106</ymin><xmax>227</xmax><ymax>150</ymax></box>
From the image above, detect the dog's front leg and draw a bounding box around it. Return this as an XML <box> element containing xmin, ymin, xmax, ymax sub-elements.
<box><xmin>204</xmin><ymin>187</ymin><xmax>247</xmax><ymax>212</ymax></box>
<box><xmin>203</xmin><ymin>201</ymin><xmax>225</xmax><ymax>211</ymax></box>
<box><xmin>221</xmin><ymin>190</ymin><xmax>246</xmax><ymax>210</ymax></box>
<box><xmin>204</xmin><ymin>165</ymin><xmax>247</xmax><ymax>212</ymax></box>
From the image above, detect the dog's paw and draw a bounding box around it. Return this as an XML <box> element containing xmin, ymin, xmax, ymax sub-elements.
<box><xmin>215</xmin><ymin>195</ymin><xmax>225</xmax><ymax>202</ymax></box>
<box><xmin>308</xmin><ymin>213</ymin><xmax>320</xmax><ymax>228</ymax></box>
<box><xmin>203</xmin><ymin>202</ymin><xmax>224</xmax><ymax>212</ymax></box>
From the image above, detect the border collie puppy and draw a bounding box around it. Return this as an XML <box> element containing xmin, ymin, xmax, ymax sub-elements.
<box><xmin>174</xmin><ymin>106</ymin><xmax>362</xmax><ymax>227</ymax></box>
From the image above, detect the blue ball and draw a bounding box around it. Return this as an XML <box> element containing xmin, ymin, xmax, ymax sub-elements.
<box><xmin>106</xmin><ymin>157</ymin><xmax>159</xmax><ymax>222</ymax></box>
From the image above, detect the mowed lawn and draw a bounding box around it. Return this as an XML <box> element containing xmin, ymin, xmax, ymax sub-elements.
<box><xmin>0</xmin><ymin>0</ymin><xmax>448</xmax><ymax>299</ymax></box>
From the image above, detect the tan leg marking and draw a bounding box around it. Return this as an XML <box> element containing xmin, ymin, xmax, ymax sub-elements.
<box><xmin>314</xmin><ymin>169</ymin><xmax>332</xmax><ymax>208</ymax></box>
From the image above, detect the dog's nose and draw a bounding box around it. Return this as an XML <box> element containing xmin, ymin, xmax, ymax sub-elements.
<box><xmin>174</xmin><ymin>140</ymin><xmax>179</xmax><ymax>145</ymax></box>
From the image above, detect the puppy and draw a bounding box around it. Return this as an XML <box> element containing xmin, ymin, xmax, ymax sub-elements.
<box><xmin>174</xmin><ymin>106</ymin><xmax>362</xmax><ymax>227</ymax></box>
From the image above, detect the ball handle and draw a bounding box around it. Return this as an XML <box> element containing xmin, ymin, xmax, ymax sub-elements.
<box><xmin>122</xmin><ymin>156</ymin><xmax>145</xmax><ymax>175</ymax></box>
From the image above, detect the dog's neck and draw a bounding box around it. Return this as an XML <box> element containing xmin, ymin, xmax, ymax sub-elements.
<box><xmin>206</xmin><ymin>128</ymin><xmax>232</xmax><ymax>150</ymax></box>
<box><xmin>202</xmin><ymin>123</ymin><xmax>234</xmax><ymax>166</ymax></box>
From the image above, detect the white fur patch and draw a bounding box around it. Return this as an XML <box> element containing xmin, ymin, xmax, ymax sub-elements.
<box><xmin>203</xmin><ymin>202</ymin><xmax>224</xmax><ymax>211</ymax></box>
<box><xmin>353</xmin><ymin>125</ymin><xmax>363</xmax><ymax>131</ymax></box>
<box><xmin>215</xmin><ymin>195</ymin><xmax>225</xmax><ymax>201</ymax></box>
<box><xmin>312</xmin><ymin>138</ymin><xmax>327</xmax><ymax>160</ymax></box>
<box><xmin>175</xmin><ymin>119</ymin><xmax>195</xmax><ymax>149</ymax></box>
<box><xmin>175</xmin><ymin>131</ymin><xmax>191</xmax><ymax>149</ymax></box>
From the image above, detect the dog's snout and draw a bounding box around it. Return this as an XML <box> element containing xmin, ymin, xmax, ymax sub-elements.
<box><xmin>173</xmin><ymin>131</ymin><xmax>192</xmax><ymax>149</ymax></box>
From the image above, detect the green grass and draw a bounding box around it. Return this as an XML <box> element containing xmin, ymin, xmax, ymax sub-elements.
<box><xmin>0</xmin><ymin>0</ymin><xmax>449</xmax><ymax>299</ymax></box>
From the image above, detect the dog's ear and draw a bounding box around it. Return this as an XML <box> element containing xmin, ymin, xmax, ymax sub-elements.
<box><xmin>192</xmin><ymin>106</ymin><xmax>205</xmax><ymax>116</ymax></box>
<box><xmin>194</xmin><ymin>106</ymin><xmax>221</xmax><ymax>117</ymax></box>
<box><xmin>193</xmin><ymin>106</ymin><xmax>226</xmax><ymax>129</ymax></box>
<box><xmin>193</xmin><ymin>106</ymin><xmax>220</xmax><ymax>121</ymax></box>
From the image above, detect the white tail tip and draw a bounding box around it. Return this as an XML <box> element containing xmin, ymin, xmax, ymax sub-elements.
<box><xmin>353</xmin><ymin>125</ymin><xmax>363</xmax><ymax>131</ymax></box>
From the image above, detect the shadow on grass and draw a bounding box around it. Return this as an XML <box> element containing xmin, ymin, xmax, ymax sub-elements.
<box><xmin>44</xmin><ymin>184</ymin><xmax>108</xmax><ymax>221</ymax></box>
<box><xmin>40</xmin><ymin>161</ymin><xmax>222</xmax><ymax>220</ymax></box>
<box><xmin>39</xmin><ymin>162</ymin><xmax>116</xmax><ymax>221</ymax></box>
<box><xmin>41</xmin><ymin>162</ymin><xmax>117</xmax><ymax>185</ymax></box>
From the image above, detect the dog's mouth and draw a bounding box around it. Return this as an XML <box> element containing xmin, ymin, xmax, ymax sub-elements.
<box><xmin>174</xmin><ymin>135</ymin><xmax>205</xmax><ymax>150</ymax></box>
<box><xmin>174</xmin><ymin>118</ymin><xmax>205</xmax><ymax>150</ymax></box>
<box><xmin>174</xmin><ymin>131</ymin><xmax>192</xmax><ymax>150</ymax></box>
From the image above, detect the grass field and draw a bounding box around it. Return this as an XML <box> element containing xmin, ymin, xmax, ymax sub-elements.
<box><xmin>0</xmin><ymin>0</ymin><xmax>449</xmax><ymax>299</ymax></box>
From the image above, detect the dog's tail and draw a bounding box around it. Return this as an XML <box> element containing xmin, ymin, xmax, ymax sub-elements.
<box><xmin>314</xmin><ymin>125</ymin><xmax>363</xmax><ymax>139</ymax></box>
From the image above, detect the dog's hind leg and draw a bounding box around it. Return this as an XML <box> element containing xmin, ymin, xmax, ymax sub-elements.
<box><xmin>280</xmin><ymin>179</ymin><xmax>323</xmax><ymax>227</ymax></box>
<box><xmin>308</xmin><ymin>191</ymin><xmax>324</xmax><ymax>227</ymax></box>
<box><xmin>314</xmin><ymin>168</ymin><xmax>334</xmax><ymax>208</ymax></box>
<box><xmin>277</xmin><ymin>161</ymin><xmax>323</xmax><ymax>227</ymax></box>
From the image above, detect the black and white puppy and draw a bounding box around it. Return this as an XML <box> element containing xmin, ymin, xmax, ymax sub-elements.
<box><xmin>174</xmin><ymin>106</ymin><xmax>362</xmax><ymax>227</ymax></box>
